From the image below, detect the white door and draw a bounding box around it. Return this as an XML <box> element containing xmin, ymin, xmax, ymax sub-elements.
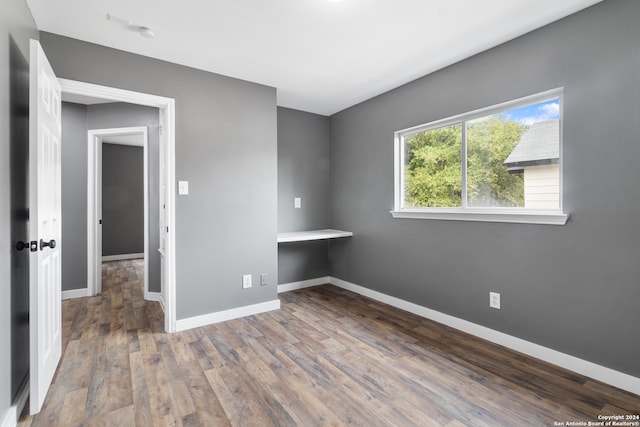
<box><xmin>29</xmin><ymin>39</ymin><xmax>62</xmax><ymax>414</ymax></box>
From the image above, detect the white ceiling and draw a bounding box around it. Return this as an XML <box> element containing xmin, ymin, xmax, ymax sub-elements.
<box><xmin>27</xmin><ymin>0</ymin><xmax>601</xmax><ymax>116</ymax></box>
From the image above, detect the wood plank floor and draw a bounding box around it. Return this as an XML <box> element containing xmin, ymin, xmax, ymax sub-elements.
<box><xmin>19</xmin><ymin>260</ymin><xmax>639</xmax><ymax>426</ymax></box>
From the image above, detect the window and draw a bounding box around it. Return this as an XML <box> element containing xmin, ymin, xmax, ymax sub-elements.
<box><xmin>393</xmin><ymin>89</ymin><xmax>568</xmax><ymax>225</ymax></box>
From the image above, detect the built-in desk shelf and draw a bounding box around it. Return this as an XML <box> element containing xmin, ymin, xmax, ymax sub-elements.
<box><xmin>277</xmin><ymin>229</ymin><xmax>353</xmax><ymax>243</ymax></box>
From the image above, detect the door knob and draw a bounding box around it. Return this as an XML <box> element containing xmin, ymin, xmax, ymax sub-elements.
<box><xmin>15</xmin><ymin>241</ymin><xmax>29</xmax><ymax>251</ymax></box>
<box><xmin>16</xmin><ymin>241</ymin><xmax>38</xmax><ymax>252</ymax></box>
<box><xmin>40</xmin><ymin>239</ymin><xmax>56</xmax><ymax>250</ymax></box>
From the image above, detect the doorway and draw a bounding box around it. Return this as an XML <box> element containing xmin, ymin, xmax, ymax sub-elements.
<box><xmin>59</xmin><ymin>78</ymin><xmax>177</xmax><ymax>333</ymax></box>
<box><xmin>89</xmin><ymin>127</ymin><xmax>149</xmax><ymax>297</ymax></box>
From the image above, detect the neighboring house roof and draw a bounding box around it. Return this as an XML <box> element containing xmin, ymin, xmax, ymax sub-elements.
<box><xmin>504</xmin><ymin>119</ymin><xmax>559</xmax><ymax>171</ymax></box>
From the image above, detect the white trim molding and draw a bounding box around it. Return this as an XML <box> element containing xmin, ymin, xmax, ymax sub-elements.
<box><xmin>59</xmin><ymin>78</ymin><xmax>177</xmax><ymax>333</ymax></box>
<box><xmin>0</xmin><ymin>409</ymin><xmax>12</xmax><ymax>427</ymax></box>
<box><xmin>277</xmin><ymin>277</ymin><xmax>330</xmax><ymax>293</ymax></box>
<box><xmin>144</xmin><ymin>291</ymin><xmax>163</xmax><ymax>306</ymax></box>
<box><xmin>102</xmin><ymin>253</ymin><xmax>144</xmax><ymax>262</ymax></box>
<box><xmin>328</xmin><ymin>277</ymin><xmax>640</xmax><ymax>396</ymax></box>
<box><xmin>175</xmin><ymin>299</ymin><xmax>281</xmax><ymax>332</ymax></box>
<box><xmin>88</xmin><ymin>126</ymin><xmax>149</xmax><ymax>298</ymax></box>
<box><xmin>393</xmin><ymin>88</ymin><xmax>568</xmax><ymax>226</ymax></box>
<box><xmin>390</xmin><ymin>209</ymin><xmax>569</xmax><ymax>225</ymax></box>
<box><xmin>61</xmin><ymin>288</ymin><xmax>90</xmax><ymax>300</ymax></box>
<box><xmin>1</xmin><ymin>379</ymin><xmax>29</xmax><ymax>427</ymax></box>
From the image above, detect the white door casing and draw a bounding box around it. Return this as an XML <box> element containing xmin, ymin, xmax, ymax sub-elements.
<box><xmin>29</xmin><ymin>39</ymin><xmax>62</xmax><ymax>414</ymax></box>
<box><xmin>158</xmin><ymin>108</ymin><xmax>167</xmax><ymax>312</ymax></box>
<box><xmin>59</xmin><ymin>78</ymin><xmax>177</xmax><ymax>333</ymax></box>
<box><xmin>88</xmin><ymin>127</ymin><xmax>149</xmax><ymax>297</ymax></box>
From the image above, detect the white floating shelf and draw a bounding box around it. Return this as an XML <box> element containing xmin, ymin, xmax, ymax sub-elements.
<box><xmin>277</xmin><ymin>229</ymin><xmax>353</xmax><ymax>243</ymax></box>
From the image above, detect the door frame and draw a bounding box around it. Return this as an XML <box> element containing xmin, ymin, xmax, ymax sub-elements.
<box><xmin>88</xmin><ymin>127</ymin><xmax>149</xmax><ymax>297</ymax></box>
<box><xmin>59</xmin><ymin>78</ymin><xmax>177</xmax><ymax>332</ymax></box>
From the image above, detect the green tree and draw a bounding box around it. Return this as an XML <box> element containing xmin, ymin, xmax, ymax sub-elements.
<box><xmin>467</xmin><ymin>116</ymin><xmax>525</xmax><ymax>207</ymax></box>
<box><xmin>404</xmin><ymin>116</ymin><xmax>525</xmax><ymax>208</ymax></box>
<box><xmin>404</xmin><ymin>123</ymin><xmax>462</xmax><ymax>207</ymax></box>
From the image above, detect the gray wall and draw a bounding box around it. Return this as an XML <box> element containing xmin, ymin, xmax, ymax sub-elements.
<box><xmin>329</xmin><ymin>0</ymin><xmax>640</xmax><ymax>378</ymax></box>
<box><xmin>1</xmin><ymin>0</ymin><xmax>38</xmax><ymax>418</ymax></box>
<box><xmin>102</xmin><ymin>143</ymin><xmax>144</xmax><ymax>256</ymax></box>
<box><xmin>42</xmin><ymin>33</ymin><xmax>278</xmax><ymax>319</ymax></box>
<box><xmin>277</xmin><ymin>107</ymin><xmax>331</xmax><ymax>283</ymax></box>
<box><xmin>61</xmin><ymin>102</ymin><xmax>162</xmax><ymax>293</ymax></box>
<box><xmin>61</xmin><ymin>102</ymin><xmax>88</xmax><ymax>292</ymax></box>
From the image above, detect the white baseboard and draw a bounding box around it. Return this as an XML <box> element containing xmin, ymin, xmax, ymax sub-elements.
<box><xmin>175</xmin><ymin>299</ymin><xmax>281</xmax><ymax>332</ymax></box>
<box><xmin>1</xmin><ymin>379</ymin><xmax>29</xmax><ymax>427</ymax></box>
<box><xmin>61</xmin><ymin>288</ymin><xmax>90</xmax><ymax>300</ymax></box>
<box><xmin>277</xmin><ymin>276</ymin><xmax>330</xmax><ymax>293</ymax></box>
<box><xmin>0</xmin><ymin>409</ymin><xmax>12</xmax><ymax>427</ymax></box>
<box><xmin>144</xmin><ymin>291</ymin><xmax>162</xmax><ymax>302</ymax></box>
<box><xmin>149</xmin><ymin>292</ymin><xmax>167</xmax><ymax>313</ymax></box>
<box><xmin>144</xmin><ymin>291</ymin><xmax>165</xmax><ymax>313</ymax></box>
<box><xmin>329</xmin><ymin>276</ymin><xmax>640</xmax><ymax>396</ymax></box>
<box><xmin>102</xmin><ymin>253</ymin><xmax>144</xmax><ymax>262</ymax></box>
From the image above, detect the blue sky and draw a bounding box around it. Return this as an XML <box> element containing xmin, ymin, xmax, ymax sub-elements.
<box><xmin>505</xmin><ymin>100</ymin><xmax>559</xmax><ymax>125</ymax></box>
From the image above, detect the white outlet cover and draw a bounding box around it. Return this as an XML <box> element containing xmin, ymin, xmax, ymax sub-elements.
<box><xmin>242</xmin><ymin>274</ymin><xmax>252</xmax><ymax>289</ymax></box>
<box><xmin>294</xmin><ymin>197</ymin><xmax>301</xmax><ymax>208</ymax></box>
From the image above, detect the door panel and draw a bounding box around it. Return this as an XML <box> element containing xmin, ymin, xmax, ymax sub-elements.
<box><xmin>29</xmin><ymin>39</ymin><xmax>62</xmax><ymax>414</ymax></box>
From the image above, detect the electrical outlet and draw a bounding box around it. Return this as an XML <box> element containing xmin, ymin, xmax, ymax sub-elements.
<box><xmin>260</xmin><ymin>273</ymin><xmax>268</xmax><ymax>286</ymax></box>
<box><xmin>490</xmin><ymin>292</ymin><xmax>501</xmax><ymax>309</ymax></box>
<box><xmin>242</xmin><ymin>274</ymin><xmax>252</xmax><ymax>289</ymax></box>
<box><xmin>294</xmin><ymin>197</ymin><xmax>301</xmax><ymax>208</ymax></box>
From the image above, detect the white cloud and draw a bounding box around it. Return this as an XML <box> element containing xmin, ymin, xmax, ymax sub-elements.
<box><xmin>518</xmin><ymin>117</ymin><xmax>539</xmax><ymax>126</ymax></box>
<box><xmin>516</xmin><ymin>101</ymin><xmax>559</xmax><ymax>125</ymax></box>
<box><xmin>539</xmin><ymin>102</ymin><xmax>559</xmax><ymax>117</ymax></box>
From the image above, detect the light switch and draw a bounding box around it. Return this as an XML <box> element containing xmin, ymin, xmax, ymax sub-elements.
<box><xmin>490</xmin><ymin>292</ymin><xmax>501</xmax><ymax>309</ymax></box>
<box><xmin>294</xmin><ymin>197</ymin><xmax>301</xmax><ymax>208</ymax></box>
<box><xmin>178</xmin><ymin>181</ymin><xmax>189</xmax><ymax>195</ymax></box>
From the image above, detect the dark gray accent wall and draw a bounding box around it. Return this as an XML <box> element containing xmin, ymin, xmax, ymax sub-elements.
<box><xmin>1</xmin><ymin>0</ymin><xmax>38</xmax><ymax>417</ymax></box>
<box><xmin>102</xmin><ymin>143</ymin><xmax>144</xmax><ymax>256</ymax></box>
<box><xmin>42</xmin><ymin>33</ymin><xmax>278</xmax><ymax>319</ymax></box>
<box><xmin>277</xmin><ymin>107</ymin><xmax>331</xmax><ymax>283</ymax></box>
<box><xmin>61</xmin><ymin>102</ymin><xmax>88</xmax><ymax>292</ymax></box>
<box><xmin>329</xmin><ymin>0</ymin><xmax>640</xmax><ymax>378</ymax></box>
<box><xmin>88</xmin><ymin>102</ymin><xmax>161</xmax><ymax>292</ymax></box>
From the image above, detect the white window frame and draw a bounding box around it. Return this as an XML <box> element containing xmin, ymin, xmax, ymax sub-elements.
<box><xmin>391</xmin><ymin>88</ymin><xmax>568</xmax><ymax>225</ymax></box>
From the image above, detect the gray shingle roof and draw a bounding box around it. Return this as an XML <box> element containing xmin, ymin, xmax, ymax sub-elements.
<box><xmin>504</xmin><ymin>120</ymin><xmax>559</xmax><ymax>168</ymax></box>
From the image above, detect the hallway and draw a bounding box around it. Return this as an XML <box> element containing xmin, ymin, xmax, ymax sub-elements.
<box><xmin>19</xmin><ymin>260</ymin><xmax>164</xmax><ymax>426</ymax></box>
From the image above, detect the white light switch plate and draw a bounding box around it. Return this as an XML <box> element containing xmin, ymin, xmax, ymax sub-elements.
<box><xmin>490</xmin><ymin>292</ymin><xmax>501</xmax><ymax>309</ymax></box>
<box><xmin>178</xmin><ymin>181</ymin><xmax>189</xmax><ymax>195</ymax></box>
<box><xmin>294</xmin><ymin>197</ymin><xmax>301</xmax><ymax>208</ymax></box>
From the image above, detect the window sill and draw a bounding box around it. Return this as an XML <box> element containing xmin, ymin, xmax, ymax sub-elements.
<box><xmin>390</xmin><ymin>209</ymin><xmax>569</xmax><ymax>225</ymax></box>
